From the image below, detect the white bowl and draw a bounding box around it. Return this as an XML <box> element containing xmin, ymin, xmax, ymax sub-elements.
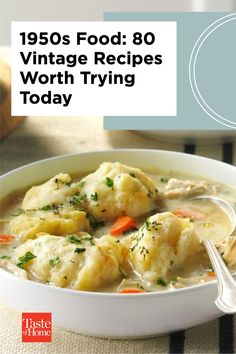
<box><xmin>0</xmin><ymin>149</ymin><xmax>236</xmax><ymax>338</ymax></box>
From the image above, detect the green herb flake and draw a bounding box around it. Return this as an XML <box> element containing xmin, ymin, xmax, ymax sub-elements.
<box><xmin>171</xmin><ymin>277</ymin><xmax>178</xmax><ymax>286</ymax></box>
<box><xmin>40</xmin><ymin>204</ymin><xmax>60</xmax><ymax>213</ymax></box>
<box><xmin>160</xmin><ymin>177</ymin><xmax>169</xmax><ymax>183</ymax></box>
<box><xmin>145</xmin><ymin>220</ymin><xmax>151</xmax><ymax>231</ymax></box>
<box><xmin>49</xmin><ymin>256</ymin><xmax>60</xmax><ymax>268</ymax></box>
<box><xmin>129</xmin><ymin>172</ymin><xmax>136</xmax><ymax>178</ymax></box>
<box><xmin>17</xmin><ymin>252</ymin><xmax>36</xmax><ymax>269</ymax></box>
<box><xmin>82</xmin><ymin>235</ymin><xmax>95</xmax><ymax>246</ymax></box>
<box><xmin>78</xmin><ymin>181</ymin><xmax>86</xmax><ymax>189</ymax></box>
<box><xmin>70</xmin><ymin>193</ymin><xmax>86</xmax><ymax>206</ymax></box>
<box><xmin>74</xmin><ymin>247</ymin><xmax>86</xmax><ymax>254</ymax></box>
<box><xmin>54</xmin><ymin>178</ymin><xmax>72</xmax><ymax>187</ymax></box>
<box><xmin>157</xmin><ymin>277</ymin><xmax>167</xmax><ymax>286</ymax></box>
<box><xmin>63</xmin><ymin>275</ymin><xmax>67</xmax><ymax>280</ymax></box>
<box><xmin>67</xmin><ymin>235</ymin><xmax>82</xmax><ymax>244</ymax></box>
<box><xmin>11</xmin><ymin>208</ymin><xmax>25</xmax><ymax>217</ymax></box>
<box><xmin>0</xmin><ymin>255</ymin><xmax>11</xmax><ymax>260</ymax></box>
<box><xmin>40</xmin><ymin>205</ymin><xmax>52</xmax><ymax>211</ymax></box>
<box><xmin>91</xmin><ymin>192</ymin><xmax>98</xmax><ymax>202</ymax></box>
<box><xmin>140</xmin><ymin>246</ymin><xmax>149</xmax><ymax>260</ymax></box>
<box><xmin>105</xmin><ymin>177</ymin><xmax>114</xmax><ymax>189</ymax></box>
<box><xmin>89</xmin><ymin>216</ymin><xmax>105</xmax><ymax>229</ymax></box>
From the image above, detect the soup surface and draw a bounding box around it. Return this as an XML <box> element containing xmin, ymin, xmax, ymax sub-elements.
<box><xmin>0</xmin><ymin>161</ymin><xmax>236</xmax><ymax>293</ymax></box>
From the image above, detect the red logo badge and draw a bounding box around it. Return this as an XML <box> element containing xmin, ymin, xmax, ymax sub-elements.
<box><xmin>22</xmin><ymin>312</ymin><xmax>52</xmax><ymax>342</ymax></box>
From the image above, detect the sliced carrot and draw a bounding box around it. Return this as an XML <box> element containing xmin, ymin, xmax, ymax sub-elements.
<box><xmin>173</xmin><ymin>209</ymin><xmax>205</xmax><ymax>220</ymax></box>
<box><xmin>118</xmin><ymin>288</ymin><xmax>145</xmax><ymax>294</ymax></box>
<box><xmin>207</xmin><ymin>271</ymin><xmax>216</xmax><ymax>277</ymax></box>
<box><xmin>0</xmin><ymin>234</ymin><xmax>15</xmax><ymax>244</ymax></box>
<box><xmin>110</xmin><ymin>216</ymin><xmax>137</xmax><ymax>236</ymax></box>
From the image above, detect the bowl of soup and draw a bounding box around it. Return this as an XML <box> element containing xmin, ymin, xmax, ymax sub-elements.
<box><xmin>0</xmin><ymin>149</ymin><xmax>236</xmax><ymax>338</ymax></box>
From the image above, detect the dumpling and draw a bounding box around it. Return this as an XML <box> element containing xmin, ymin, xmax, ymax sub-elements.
<box><xmin>129</xmin><ymin>212</ymin><xmax>202</xmax><ymax>283</ymax></box>
<box><xmin>10</xmin><ymin>208</ymin><xmax>91</xmax><ymax>241</ymax></box>
<box><xmin>161</xmin><ymin>178</ymin><xmax>219</xmax><ymax>199</ymax></box>
<box><xmin>14</xmin><ymin>233</ymin><xmax>128</xmax><ymax>291</ymax></box>
<box><xmin>22</xmin><ymin>173</ymin><xmax>78</xmax><ymax>210</ymax></box>
<box><xmin>10</xmin><ymin>173</ymin><xmax>91</xmax><ymax>240</ymax></box>
<box><xmin>79</xmin><ymin>162</ymin><xmax>158</xmax><ymax>221</ymax></box>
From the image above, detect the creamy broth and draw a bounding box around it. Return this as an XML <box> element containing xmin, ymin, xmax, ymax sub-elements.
<box><xmin>0</xmin><ymin>164</ymin><xmax>236</xmax><ymax>293</ymax></box>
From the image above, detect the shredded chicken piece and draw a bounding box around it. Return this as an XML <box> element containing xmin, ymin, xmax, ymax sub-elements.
<box><xmin>0</xmin><ymin>259</ymin><xmax>28</xmax><ymax>279</ymax></box>
<box><xmin>220</xmin><ymin>235</ymin><xmax>236</xmax><ymax>267</ymax></box>
<box><xmin>173</xmin><ymin>275</ymin><xmax>206</xmax><ymax>289</ymax></box>
<box><xmin>162</xmin><ymin>178</ymin><xmax>219</xmax><ymax>199</ymax></box>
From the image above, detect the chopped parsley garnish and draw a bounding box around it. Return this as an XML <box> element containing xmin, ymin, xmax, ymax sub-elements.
<box><xmin>54</xmin><ymin>178</ymin><xmax>72</xmax><ymax>187</ymax></box>
<box><xmin>144</xmin><ymin>220</ymin><xmax>161</xmax><ymax>232</ymax></box>
<box><xmin>17</xmin><ymin>252</ymin><xmax>36</xmax><ymax>269</ymax></box>
<box><xmin>49</xmin><ymin>256</ymin><xmax>60</xmax><ymax>268</ymax></box>
<box><xmin>171</xmin><ymin>277</ymin><xmax>178</xmax><ymax>285</ymax></box>
<box><xmin>145</xmin><ymin>220</ymin><xmax>151</xmax><ymax>231</ymax></box>
<box><xmin>90</xmin><ymin>192</ymin><xmax>98</xmax><ymax>202</ymax></box>
<box><xmin>11</xmin><ymin>208</ymin><xmax>25</xmax><ymax>217</ymax></box>
<box><xmin>129</xmin><ymin>172</ymin><xmax>136</xmax><ymax>178</ymax></box>
<box><xmin>140</xmin><ymin>246</ymin><xmax>149</xmax><ymax>260</ymax></box>
<box><xmin>67</xmin><ymin>234</ymin><xmax>95</xmax><ymax>246</ymax></box>
<box><xmin>131</xmin><ymin>227</ymin><xmax>146</xmax><ymax>251</ymax></box>
<box><xmin>40</xmin><ymin>205</ymin><xmax>52</xmax><ymax>211</ymax></box>
<box><xmin>0</xmin><ymin>255</ymin><xmax>11</xmax><ymax>260</ymax></box>
<box><xmin>78</xmin><ymin>181</ymin><xmax>86</xmax><ymax>189</ymax></box>
<box><xmin>74</xmin><ymin>247</ymin><xmax>86</xmax><ymax>254</ymax></box>
<box><xmin>67</xmin><ymin>235</ymin><xmax>82</xmax><ymax>243</ymax></box>
<box><xmin>82</xmin><ymin>235</ymin><xmax>95</xmax><ymax>245</ymax></box>
<box><xmin>89</xmin><ymin>216</ymin><xmax>105</xmax><ymax>229</ymax></box>
<box><xmin>40</xmin><ymin>204</ymin><xmax>60</xmax><ymax>214</ymax></box>
<box><xmin>70</xmin><ymin>193</ymin><xmax>86</xmax><ymax>205</ymax></box>
<box><xmin>160</xmin><ymin>177</ymin><xmax>169</xmax><ymax>183</ymax></box>
<box><xmin>63</xmin><ymin>275</ymin><xmax>67</xmax><ymax>280</ymax></box>
<box><xmin>157</xmin><ymin>277</ymin><xmax>167</xmax><ymax>286</ymax></box>
<box><xmin>105</xmin><ymin>177</ymin><xmax>114</xmax><ymax>189</ymax></box>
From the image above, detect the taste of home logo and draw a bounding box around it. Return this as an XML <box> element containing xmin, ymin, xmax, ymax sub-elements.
<box><xmin>22</xmin><ymin>313</ymin><xmax>52</xmax><ymax>342</ymax></box>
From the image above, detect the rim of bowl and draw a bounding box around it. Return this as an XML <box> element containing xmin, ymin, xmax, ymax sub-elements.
<box><xmin>0</xmin><ymin>148</ymin><xmax>235</xmax><ymax>299</ymax></box>
<box><xmin>1</xmin><ymin>148</ymin><xmax>236</xmax><ymax>181</ymax></box>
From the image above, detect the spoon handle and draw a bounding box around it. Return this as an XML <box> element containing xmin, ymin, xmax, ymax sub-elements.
<box><xmin>203</xmin><ymin>239</ymin><xmax>236</xmax><ymax>314</ymax></box>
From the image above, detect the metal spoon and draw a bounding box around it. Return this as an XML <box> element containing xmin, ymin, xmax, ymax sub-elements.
<box><xmin>192</xmin><ymin>196</ymin><xmax>236</xmax><ymax>314</ymax></box>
